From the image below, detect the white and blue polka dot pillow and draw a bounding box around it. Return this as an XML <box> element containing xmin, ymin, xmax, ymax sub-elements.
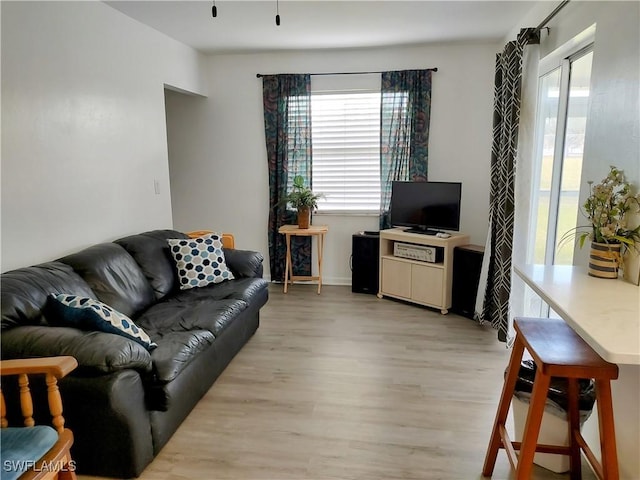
<box><xmin>47</xmin><ymin>294</ymin><xmax>157</xmax><ymax>350</ymax></box>
<box><xmin>167</xmin><ymin>233</ymin><xmax>235</xmax><ymax>290</ymax></box>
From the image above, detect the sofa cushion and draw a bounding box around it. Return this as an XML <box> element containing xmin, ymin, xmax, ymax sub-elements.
<box><xmin>144</xmin><ymin>330</ymin><xmax>216</xmax><ymax>410</ymax></box>
<box><xmin>59</xmin><ymin>243</ymin><xmax>156</xmax><ymax>318</ymax></box>
<box><xmin>115</xmin><ymin>230</ymin><xmax>189</xmax><ymax>301</ymax></box>
<box><xmin>149</xmin><ymin>330</ymin><xmax>215</xmax><ymax>384</ymax></box>
<box><xmin>1</xmin><ymin>262</ymin><xmax>96</xmax><ymax>331</ymax></box>
<box><xmin>1</xmin><ymin>326</ymin><xmax>152</xmax><ymax>375</ymax></box>
<box><xmin>47</xmin><ymin>294</ymin><xmax>157</xmax><ymax>350</ymax></box>
<box><xmin>136</xmin><ymin>298</ymin><xmax>247</xmax><ymax>338</ymax></box>
<box><xmin>167</xmin><ymin>233</ymin><xmax>234</xmax><ymax>290</ymax></box>
<box><xmin>167</xmin><ymin>277</ymin><xmax>269</xmax><ymax>306</ymax></box>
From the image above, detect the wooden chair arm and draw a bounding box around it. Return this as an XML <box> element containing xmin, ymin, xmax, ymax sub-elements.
<box><xmin>1</xmin><ymin>356</ymin><xmax>77</xmax><ymax>433</ymax></box>
<box><xmin>0</xmin><ymin>356</ymin><xmax>78</xmax><ymax>379</ymax></box>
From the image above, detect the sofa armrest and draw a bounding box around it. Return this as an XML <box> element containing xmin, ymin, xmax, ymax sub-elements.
<box><xmin>224</xmin><ymin>249</ymin><xmax>264</xmax><ymax>278</ymax></box>
<box><xmin>1</xmin><ymin>326</ymin><xmax>152</xmax><ymax>375</ymax></box>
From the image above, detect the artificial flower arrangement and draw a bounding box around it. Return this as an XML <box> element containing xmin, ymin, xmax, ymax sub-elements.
<box><xmin>566</xmin><ymin>165</ymin><xmax>640</xmax><ymax>251</ymax></box>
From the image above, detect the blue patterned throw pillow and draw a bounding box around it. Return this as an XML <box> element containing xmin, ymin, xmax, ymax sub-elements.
<box><xmin>167</xmin><ymin>232</ymin><xmax>235</xmax><ymax>290</ymax></box>
<box><xmin>47</xmin><ymin>294</ymin><xmax>157</xmax><ymax>350</ymax></box>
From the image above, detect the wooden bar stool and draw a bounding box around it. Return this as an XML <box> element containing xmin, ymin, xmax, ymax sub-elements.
<box><xmin>482</xmin><ymin>317</ymin><xmax>619</xmax><ymax>480</ymax></box>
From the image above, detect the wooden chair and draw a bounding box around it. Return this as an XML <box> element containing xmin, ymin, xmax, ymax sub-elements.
<box><xmin>1</xmin><ymin>356</ymin><xmax>78</xmax><ymax>480</ymax></box>
<box><xmin>186</xmin><ymin>230</ymin><xmax>235</xmax><ymax>249</ymax></box>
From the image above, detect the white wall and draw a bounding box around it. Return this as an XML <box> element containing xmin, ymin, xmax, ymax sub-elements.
<box><xmin>166</xmin><ymin>43</ymin><xmax>499</xmax><ymax>283</ymax></box>
<box><xmin>1</xmin><ymin>1</ymin><xmax>207</xmax><ymax>272</ymax></box>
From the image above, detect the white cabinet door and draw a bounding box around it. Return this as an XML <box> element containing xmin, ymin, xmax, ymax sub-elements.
<box><xmin>381</xmin><ymin>258</ymin><xmax>411</xmax><ymax>298</ymax></box>
<box><xmin>411</xmin><ymin>263</ymin><xmax>444</xmax><ymax>306</ymax></box>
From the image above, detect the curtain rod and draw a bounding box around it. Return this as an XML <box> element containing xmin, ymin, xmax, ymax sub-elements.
<box><xmin>535</xmin><ymin>0</ymin><xmax>570</xmax><ymax>32</ymax></box>
<box><xmin>256</xmin><ymin>68</ymin><xmax>437</xmax><ymax>78</ymax></box>
<box><xmin>255</xmin><ymin>2</ymin><xmax>569</xmax><ymax>78</ymax></box>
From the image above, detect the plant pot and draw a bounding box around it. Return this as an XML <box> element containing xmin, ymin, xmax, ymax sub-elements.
<box><xmin>588</xmin><ymin>242</ymin><xmax>622</xmax><ymax>279</ymax></box>
<box><xmin>297</xmin><ymin>206</ymin><xmax>311</xmax><ymax>229</ymax></box>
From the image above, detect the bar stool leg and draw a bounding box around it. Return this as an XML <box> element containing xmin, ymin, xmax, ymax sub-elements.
<box><xmin>482</xmin><ymin>338</ymin><xmax>525</xmax><ymax>476</ymax></box>
<box><xmin>595</xmin><ymin>380</ymin><xmax>619</xmax><ymax>480</ymax></box>
<box><xmin>516</xmin><ymin>371</ymin><xmax>551</xmax><ymax>480</ymax></box>
<box><xmin>567</xmin><ymin>378</ymin><xmax>582</xmax><ymax>480</ymax></box>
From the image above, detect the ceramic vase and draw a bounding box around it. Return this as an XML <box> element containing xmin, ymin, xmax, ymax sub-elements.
<box><xmin>297</xmin><ymin>206</ymin><xmax>311</xmax><ymax>229</ymax></box>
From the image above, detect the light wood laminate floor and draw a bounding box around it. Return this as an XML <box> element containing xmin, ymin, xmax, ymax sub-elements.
<box><xmin>79</xmin><ymin>285</ymin><xmax>596</xmax><ymax>480</ymax></box>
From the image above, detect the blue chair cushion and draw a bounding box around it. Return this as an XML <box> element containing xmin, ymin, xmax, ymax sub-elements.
<box><xmin>1</xmin><ymin>426</ymin><xmax>58</xmax><ymax>480</ymax></box>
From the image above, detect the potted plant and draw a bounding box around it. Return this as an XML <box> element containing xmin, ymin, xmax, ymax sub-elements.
<box><xmin>562</xmin><ymin>165</ymin><xmax>640</xmax><ymax>278</ymax></box>
<box><xmin>280</xmin><ymin>175</ymin><xmax>323</xmax><ymax>229</ymax></box>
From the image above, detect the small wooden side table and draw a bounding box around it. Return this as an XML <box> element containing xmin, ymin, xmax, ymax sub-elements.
<box><xmin>278</xmin><ymin>224</ymin><xmax>328</xmax><ymax>294</ymax></box>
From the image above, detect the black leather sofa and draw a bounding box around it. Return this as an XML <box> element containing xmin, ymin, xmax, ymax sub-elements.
<box><xmin>0</xmin><ymin>230</ymin><xmax>268</xmax><ymax>478</ymax></box>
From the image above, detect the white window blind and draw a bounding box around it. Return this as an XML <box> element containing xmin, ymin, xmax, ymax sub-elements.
<box><xmin>311</xmin><ymin>90</ymin><xmax>381</xmax><ymax>212</ymax></box>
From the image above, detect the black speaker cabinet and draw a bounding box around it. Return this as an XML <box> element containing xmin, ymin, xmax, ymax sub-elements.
<box><xmin>351</xmin><ymin>232</ymin><xmax>380</xmax><ymax>294</ymax></box>
<box><xmin>452</xmin><ymin>245</ymin><xmax>485</xmax><ymax>319</ymax></box>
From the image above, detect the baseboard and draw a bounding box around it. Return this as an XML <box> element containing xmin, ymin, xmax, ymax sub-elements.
<box><xmin>264</xmin><ymin>275</ymin><xmax>352</xmax><ymax>287</ymax></box>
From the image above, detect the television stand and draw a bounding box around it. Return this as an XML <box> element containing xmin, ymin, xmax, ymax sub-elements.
<box><xmin>377</xmin><ymin>228</ymin><xmax>470</xmax><ymax>314</ymax></box>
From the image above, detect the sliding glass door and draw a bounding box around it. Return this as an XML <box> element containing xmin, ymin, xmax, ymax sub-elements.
<box><xmin>525</xmin><ymin>47</ymin><xmax>593</xmax><ymax>316</ymax></box>
<box><xmin>529</xmin><ymin>48</ymin><xmax>593</xmax><ymax>265</ymax></box>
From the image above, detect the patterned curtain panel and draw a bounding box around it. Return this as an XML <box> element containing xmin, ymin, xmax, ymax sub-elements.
<box><xmin>262</xmin><ymin>74</ymin><xmax>312</xmax><ymax>282</ymax></box>
<box><xmin>475</xmin><ymin>29</ymin><xmax>538</xmax><ymax>342</ymax></box>
<box><xmin>379</xmin><ymin>69</ymin><xmax>434</xmax><ymax>229</ymax></box>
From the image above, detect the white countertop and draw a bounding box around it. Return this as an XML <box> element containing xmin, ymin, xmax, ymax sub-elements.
<box><xmin>514</xmin><ymin>264</ymin><xmax>640</xmax><ymax>365</ymax></box>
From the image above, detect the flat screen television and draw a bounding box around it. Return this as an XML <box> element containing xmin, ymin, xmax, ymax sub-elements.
<box><xmin>390</xmin><ymin>181</ymin><xmax>462</xmax><ymax>234</ymax></box>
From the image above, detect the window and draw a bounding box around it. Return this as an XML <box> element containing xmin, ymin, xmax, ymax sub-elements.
<box><xmin>311</xmin><ymin>90</ymin><xmax>381</xmax><ymax>212</ymax></box>
<box><xmin>529</xmin><ymin>47</ymin><xmax>593</xmax><ymax>266</ymax></box>
<box><xmin>285</xmin><ymin>74</ymin><xmax>382</xmax><ymax>214</ymax></box>
<box><xmin>286</xmin><ymin>73</ymin><xmax>427</xmax><ymax>214</ymax></box>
